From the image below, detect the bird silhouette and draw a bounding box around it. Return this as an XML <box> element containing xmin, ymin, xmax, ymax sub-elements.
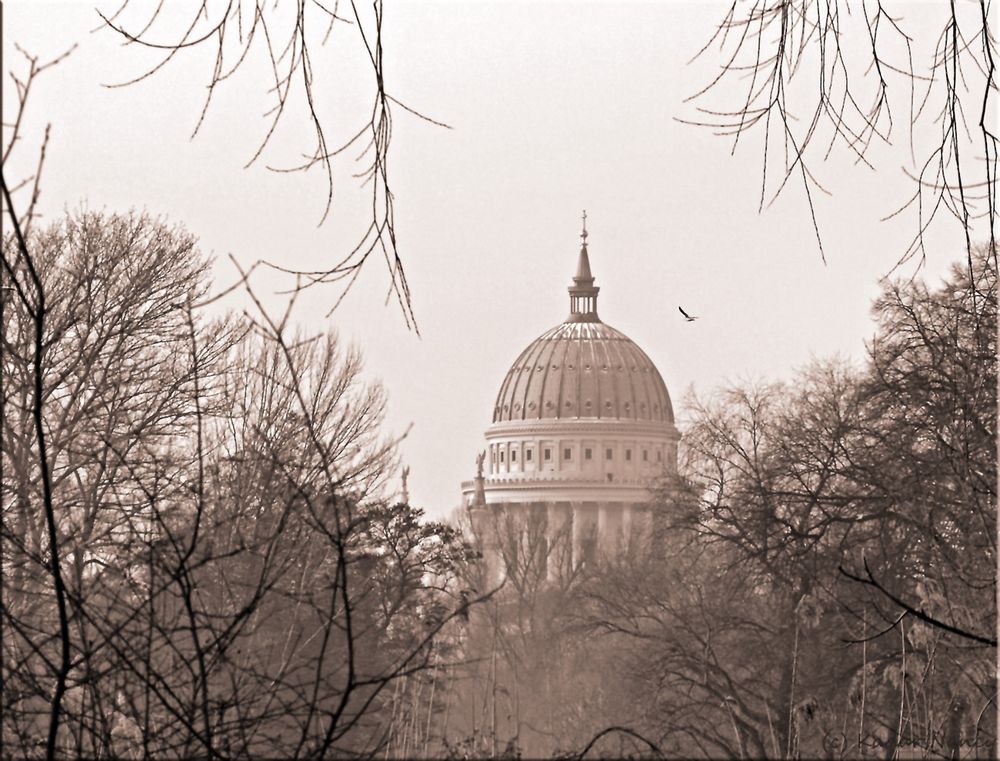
<box><xmin>678</xmin><ymin>306</ymin><xmax>698</xmax><ymax>322</ymax></box>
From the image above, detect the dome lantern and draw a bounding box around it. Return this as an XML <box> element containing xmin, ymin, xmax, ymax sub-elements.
<box><xmin>568</xmin><ymin>210</ymin><xmax>600</xmax><ymax>322</ymax></box>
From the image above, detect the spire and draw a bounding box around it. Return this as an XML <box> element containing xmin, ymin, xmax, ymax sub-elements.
<box><xmin>575</xmin><ymin>210</ymin><xmax>594</xmax><ymax>283</ymax></box>
<box><xmin>568</xmin><ymin>210</ymin><xmax>600</xmax><ymax>322</ymax></box>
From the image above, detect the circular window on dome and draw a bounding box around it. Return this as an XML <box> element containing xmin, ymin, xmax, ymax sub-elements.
<box><xmin>585</xmin><ymin>364</ymin><xmax>591</xmax><ymax>370</ymax></box>
<box><xmin>585</xmin><ymin>400</ymin><xmax>592</xmax><ymax>408</ymax></box>
<box><xmin>545</xmin><ymin>400</ymin><xmax>554</xmax><ymax>409</ymax></box>
<box><xmin>514</xmin><ymin>402</ymin><xmax>521</xmax><ymax>411</ymax></box>
<box><xmin>503</xmin><ymin>404</ymin><xmax>509</xmax><ymax>412</ymax></box>
<box><xmin>529</xmin><ymin>401</ymin><xmax>537</xmax><ymax>410</ymax></box>
<box><xmin>617</xmin><ymin>365</ymin><xmax>624</xmax><ymax>371</ymax></box>
<box><xmin>602</xmin><ymin>364</ymin><xmax>609</xmax><ymax>371</ymax></box>
<box><xmin>536</xmin><ymin>365</ymin><xmax>543</xmax><ymax>371</ymax></box>
<box><xmin>605</xmin><ymin>401</ymin><xmax>613</xmax><ymax>409</ymax></box>
<box><xmin>624</xmin><ymin>402</ymin><xmax>631</xmax><ymax>410</ymax></box>
<box><xmin>640</xmin><ymin>402</ymin><xmax>646</xmax><ymax>411</ymax></box>
<box><xmin>568</xmin><ymin>364</ymin><xmax>574</xmax><ymax>370</ymax></box>
<box><xmin>565</xmin><ymin>400</ymin><xmax>572</xmax><ymax>408</ymax></box>
<box><xmin>551</xmin><ymin>363</ymin><xmax>559</xmax><ymax>369</ymax></box>
<box><xmin>653</xmin><ymin>404</ymin><xmax>659</xmax><ymax>412</ymax></box>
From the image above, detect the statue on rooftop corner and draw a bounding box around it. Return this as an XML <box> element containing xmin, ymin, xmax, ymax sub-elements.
<box><xmin>475</xmin><ymin>450</ymin><xmax>485</xmax><ymax>479</ymax></box>
<box><xmin>400</xmin><ymin>465</ymin><xmax>410</xmax><ymax>505</ymax></box>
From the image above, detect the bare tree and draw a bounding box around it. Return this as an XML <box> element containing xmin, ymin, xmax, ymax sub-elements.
<box><xmin>96</xmin><ymin>0</ymin><xmax>448</xmax><ymax>329</ymax></box>
<box><xmin>840</xmin><ymin>244</ymin><xmax>997</xmax><ymax>649</ymax></box>
<box><xmin>0</xmin><ymin>207</ymin><xmax>490</xmax><ymax>757</ymax></box>
<box><xmin>596</xmin><ymin>250</ymin><xmax>995</xmax><ymax>758</ymax></box>
<box><xmin>689</xmin><ymin>1</ymin><xmax>998</xmax><ymax>271</ymax></box>
<box><xmin>2</xmin><ymin>43</ymin><xmax>87</xmax><ymax>759</ymax></box>
<box><xmin>0</xmin><ymin>26</ymin><xmax>484</xmax><ymax>758</ymax></box>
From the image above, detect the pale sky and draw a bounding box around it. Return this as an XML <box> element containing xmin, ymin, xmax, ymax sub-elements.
<box><xmin>3</xmin><ymin>1</ymin><xmax>974</xmax><ymax>519</ymax></box>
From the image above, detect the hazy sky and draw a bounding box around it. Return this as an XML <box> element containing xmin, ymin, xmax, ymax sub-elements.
<box><xmin>4</xmin><ymin>1</ymin><xmax>971</xmax><ymax>519</ymax></box>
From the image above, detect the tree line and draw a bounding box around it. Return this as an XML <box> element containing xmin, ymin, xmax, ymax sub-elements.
<box><xmin>2</xmin><ymin>1</ymin><xmax>996</xmax><ymax>755</ymax></box>
<box><xmin>1</xmin><ymin>210</ymin><xmax>482</xmax><ymax>757</ymax></box>
<box><xmin>440</xmin><ymin>246</ymin><xmax>996</xmax><ymax>759</ymax></box>
<box><xmin>2</xmin><ymin>216</ymin><xmax>994</xmax><ymax>761</ymax></box>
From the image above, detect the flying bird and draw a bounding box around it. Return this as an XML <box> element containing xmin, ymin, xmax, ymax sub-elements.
<box><xmin>678</xmin><ymin>306</ymin><xmax>698</xmax><ymax>322</ymax></box>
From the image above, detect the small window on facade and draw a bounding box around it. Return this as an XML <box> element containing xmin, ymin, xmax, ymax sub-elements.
<box><xmin>563</xmin><ymin>447</ymin><xmax>572</xmax><ymax>460</ymax></box>
<box><xmin>642</xmin><ymin>449</ymin><xmax>648</xmax><ymax>461</ymax></box>
<box><xmin>500</xmin><ymin>450</ymin><xmax>505</xmax><ymax>463</ymax></box>
<box><xmin>511</xmin><ymin>450</ymin><xmax>517</xmax><ymax>462</ymax></box>
<box><xmin>526</xmin><ymin>449</ymin><xmax>533</xmax><ymax>461</ymax></box>
<box><xmin>605</xmin><ymin>448</ymin><xmax>613</xmax><ymax>460</ymax></box>
<box><xmin>657</xmin><ymin>450</ymin><xmax>662</xmax><ymax>462</ymax></box>
<box><xmin>585</xmin><ymin>448</ymin><xmax>592</xmax><ymax>460</ymax></box>
<box><xmin>625</xmin><ymin>449</ymin><xmax>632</xmax><ymax>461</ymax></box>
<box><xmin>544</xmin><ymin>448</ymin><xmax>551</xmax><ymax>461</ymax></box>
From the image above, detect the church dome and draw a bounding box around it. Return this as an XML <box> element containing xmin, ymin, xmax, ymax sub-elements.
<box><xmin>492</xmin><ymin>320</ymin><xmax>674</xmax><ymax>424</ymax></box>
<box><xmin>492</xmin><ymin>218</ymin><xmax>673</xmax><ymax>426</ymax></box>
<box><xmin>465</xmin><ymin>214</ymin><xmax>680</xmax><ymax>509</ymax></box>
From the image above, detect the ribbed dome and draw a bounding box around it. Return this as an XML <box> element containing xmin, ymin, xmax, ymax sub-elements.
<box><xmin>492</xmin><ymin>320</ymin><xmax>674</xmax><ymax>424</ymax></box>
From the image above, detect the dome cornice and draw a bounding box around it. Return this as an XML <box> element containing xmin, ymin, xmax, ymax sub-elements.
<box><xmin>461</xmin><ymin>477</ymin><xmax>660</xmax><ymax>504</ymax></box>
<box><xmin>485</xmin><ymin>417</ymin><xmax>679</xmax><ymax>440</ymax></box>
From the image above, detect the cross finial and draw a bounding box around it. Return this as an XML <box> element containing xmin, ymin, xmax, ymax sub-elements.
<box><xmin>581</xmin><ymin>210</ymin><xmax>588</xmax><ymax>243</ymax></box>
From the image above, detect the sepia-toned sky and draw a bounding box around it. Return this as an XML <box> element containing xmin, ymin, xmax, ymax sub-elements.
<box><xmin>4</xmin><ymin>1</ymin><xmax>967</xmax><ymax>519</ymax></box>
